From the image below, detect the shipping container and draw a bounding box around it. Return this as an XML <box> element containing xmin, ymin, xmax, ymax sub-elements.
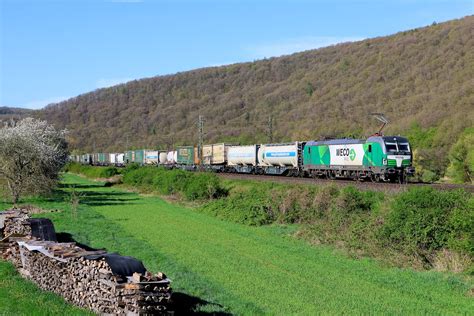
<box><xmin>257</xmin><ymin>142</ymin><xmax>299</xmax><ymax>167</ymax></box>
<box><xmin>166</xmin><ymin>151</ymin><xmax>174</xmax><ymax>164</ymax></box>
<box><xmin>227</xmin><ymin>145</ymin><xmax>258</xmax><ymax>166</ymax></box>
<box><xmin>202</xmin><ymin>143</ymin><xmax>229</xmax><ymax>165</ymax></box>
<box><xmin>134</xmin><ymin>149</ymin><xmax>145</xmax><ymax>164</ymax></box>
<box><xmin>194</xmin><ymin>147</ymin><xmax>200</xmax><ymax>165</ymax></box>
<box><xmin>110</xmin><ymin>153</ymin><xmax>118</xmax><ymax>164</ymax></box>
<box><xmin>145</xmin><ymin>150</ymin><xmax>159</xmax><ymax>164</ymax></box>
<box><xmin>81</xmin><ymin>154</ymin><xmax>92</xmax><ymax>165</ymax></box>
<box><xmin>159</xmin><ymin>152</ymin><xmax>168</xmax><ymax>164</ymax></box>
<box><xmin>116</xmin><ymin>153</ymin><xmax>125</xmax><ymax>165</ymax></box>
<box><xmin>125</xmin><ymin>151</ymin><xmax>134</xmax><ymax>164</ymax></box>
<box><xmin>176</xmin><ymin>146</ymin><xmax>194</xmax><ymax>165</ymax></box>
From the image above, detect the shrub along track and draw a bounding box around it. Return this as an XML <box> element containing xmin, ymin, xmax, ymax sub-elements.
<box><xmin>217</xmin><ymin>173</ymin><xmax>474</xmax><ymax>192</ymax></box>
<box><xmin>4</xmin><ymin>173</ymin><xmax>471</xmax><ymax>315</ymax></box>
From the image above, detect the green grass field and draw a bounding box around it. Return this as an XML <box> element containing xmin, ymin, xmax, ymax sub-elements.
<box><xmin>0</xmin><ymin>260</ymin><xmax>91</xmax><ymax>315</ymax></box>
<box><xmin>1</xmin><ymin>174</ymin><xmax>473</xmax><ymax>314</ymax></box>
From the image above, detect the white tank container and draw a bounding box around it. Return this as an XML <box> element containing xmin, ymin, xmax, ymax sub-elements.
<box><xmin>166</xmin><ymin>151</ymin><xmax>177</xmax><ymax>164</ymax></box>
<box><xmin>116</xmin><ymin>153</ymin><xmax>125</xmax><ymax>164</ymax></box>
<box><xmin>258</xmin><ymin>142</ymin><xmax>299</xmax><ymax>167</ymax></box>
<box><xmin>227</xmin><ymin>145</ymin><xmax>257</xmax><ymax>166</ymax></box>
<box><xmin>159</xmin><ymin>152</ymin><xmax>168</xmax><ymax>164</ymax></box>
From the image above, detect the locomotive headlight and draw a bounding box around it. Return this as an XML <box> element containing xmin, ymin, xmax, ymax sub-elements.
<box><xmin>383</xmin><ymin>159</ymin><xmax>387</xmax><ymax>166</ymax></box>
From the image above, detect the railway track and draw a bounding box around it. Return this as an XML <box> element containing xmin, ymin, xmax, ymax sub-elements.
<box><xmin>217</xmin><ymin>173</ymin><xmax>474</xmax><ymax>193</ymax></box>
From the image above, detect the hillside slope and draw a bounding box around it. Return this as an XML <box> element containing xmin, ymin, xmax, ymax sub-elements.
<box><xmin>0</xmin><ymin>107</ymin><xmax>33</xmax><ymax>124</ymax></box>
<box><xmin>39</xmin><ymin>16</ymin><xmax>474</xmax><ymax>179</ymax></box>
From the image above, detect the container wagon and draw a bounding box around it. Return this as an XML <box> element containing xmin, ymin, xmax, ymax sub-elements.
<box><xmin>202</xmin><ymin>143</ymin><xmax>230</xmax><ymax>171</ymax></box>
<box><xmin>227</xmin><ymin>145</ymin><xmax>258</xmax><ymax>174</ymax></box>
<box><xmin>257</xmin><ymin>142</ymin><xmax>304</xmax><ymax>176</ymax></box>
<box><xmin>176</xmin><ymin>146</ymin><xmax>195</xmax><ymax>170</ymax></box>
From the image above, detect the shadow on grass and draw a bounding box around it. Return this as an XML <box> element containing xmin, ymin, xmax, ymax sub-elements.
<box><xmin>41</xmin><ymin>187</ymin><xmax>140</xmax><ymax>207</ymax></box>
<box><xmin>58</xmin><ymin>183</ymin><xmax>105</xmax><ymax>189</ymax></box>
<box><xmin>171</xmin><ymin>292</ymin><xmax>232</xmax><ymax>315</ymax></box>
<box><xmin>56</xmin><ymin>233</ymin><xmax>230</xmax><ymax>315</ymax></box>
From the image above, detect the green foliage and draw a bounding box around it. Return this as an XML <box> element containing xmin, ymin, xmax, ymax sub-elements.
<box><xmin>336</xmin><ymin>186</ymin><xmax>380</xmax><ymax>214</ymax></box>
<box><xmin>65</xmin><ymin>162</ymin><xmax>119</xmax><ymax>178</ymax></box>
<box><xmin>446</xmin><ymin>128</ymin><xmax>474</xmax><ymax>183</ymax></box>
<box><xmin>421</xmin><ymin>170</ymin><xmax>438</xmax><ymax>183</ymax></box>
<box><xmin>122</xmin><ymin>167</ymin><xmax>227</xmax><ymax>200</ymax></box>
<box><xmin>381</xmin><ymin>188</ymin><xmax>473</xmax><ymax>257</ymax></box>
<box><xmin>200</xmin><ymin>188</ymin><xmax>274</xmax><ymax>226</ymax></box>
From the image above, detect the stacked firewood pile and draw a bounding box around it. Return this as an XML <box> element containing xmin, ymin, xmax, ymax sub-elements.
<box><xmin>1</xmin><ymin>208</ymin><xmax>32</xmax><ymax>237</ymax></box>
<box><xmin>0</xmin><ymin>209</ymin><xmax>172</xmax><ymax>315</ymax></box>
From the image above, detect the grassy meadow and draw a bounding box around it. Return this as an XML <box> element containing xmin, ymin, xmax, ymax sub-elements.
<box><xmin>1</xmin><ymin>173</ymin><xmax>472</xmax><ymax>314</ymax></box>
<box><xmin>0</xmin><ymin>261</ymin><xmax>91</xmax><ymax>315</ymax></box>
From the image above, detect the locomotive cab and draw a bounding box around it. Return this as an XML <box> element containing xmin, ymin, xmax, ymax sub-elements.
<box><xmin>382</xmin><ymin>136</ymin><xmax>415</xmax><ymax>178</ymax></box>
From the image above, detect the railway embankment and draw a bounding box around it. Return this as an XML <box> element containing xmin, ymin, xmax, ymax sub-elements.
<box><xmin>66</xmin><ymin>164</ymin><xmax>474</xmax><ymax>275</ymax></box>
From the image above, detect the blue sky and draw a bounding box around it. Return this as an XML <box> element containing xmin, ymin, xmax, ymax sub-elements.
<box><xmin>1</xmin><ymin>0</ymin><xmax>472</xmax><ymax>109</ymax></box>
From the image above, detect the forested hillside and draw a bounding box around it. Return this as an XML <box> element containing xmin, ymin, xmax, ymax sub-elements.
<box><xmin>39</xmin><ymin>16</ymin><xmax>473</xmax><ymax>182</ymax></box>
<box><xmin>0</xmin><ymin>107</ymin><xmax>32</xmax><ymax>124</ymax></box>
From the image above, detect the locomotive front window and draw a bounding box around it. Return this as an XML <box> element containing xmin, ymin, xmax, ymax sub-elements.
<box><xmin>398</xmin><ymin>143</ymin><xmax>410</xmax><ymax>152</ymax></box>
<box><xmin>386</xmin><ymin>143</ymin><xmax>397</xmax><ymax>152</ymax></box>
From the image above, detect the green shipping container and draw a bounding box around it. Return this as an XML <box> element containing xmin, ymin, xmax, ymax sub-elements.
<box><xmin>134</xmin><ymin>149</ymin><xmax>145</xmax><ymax>164</ymax></box>
<box><xmin>177</xmin><ymin>146</ymin><xmax>194</xmax><ymax>165</ymax></box>
<box><xmin>98</xmin><ymin>153</ymin><xmax>108</xmax><ymax>164</ymax></box>
<box><xmin>125</xmin><ymin>151</ymin><xmax>134</xmax><ymax>164</ymax></box>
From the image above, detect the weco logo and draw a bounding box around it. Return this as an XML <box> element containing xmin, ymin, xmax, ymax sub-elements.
<box><xmin>336</xmin><ymin>148</ymin><xmax>356</xmax><ymax>161</ymax></box>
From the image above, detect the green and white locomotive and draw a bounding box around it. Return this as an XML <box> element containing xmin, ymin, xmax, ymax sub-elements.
<box><xmin>302</xmin><ymin>136</ymin><xmax>415</xmax><ymax>183</ymax></box>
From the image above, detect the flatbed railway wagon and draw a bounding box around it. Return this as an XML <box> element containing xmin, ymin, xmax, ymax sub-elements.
<box><xmin>302</xmin><ymin>136</ymin><xmax>414</xmax><ymax>182</ymax></box>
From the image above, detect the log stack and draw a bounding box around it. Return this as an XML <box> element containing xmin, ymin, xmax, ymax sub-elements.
<box><xmin>0</xmin><ymin>208</ymin><xmax>172</xmax><ymax>315</ymax></box>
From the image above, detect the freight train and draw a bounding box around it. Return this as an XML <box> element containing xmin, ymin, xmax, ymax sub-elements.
<box><xmin>70</xmin><ymin>135</ymin><xmax>415</xmax><ymax>183</ymax></box>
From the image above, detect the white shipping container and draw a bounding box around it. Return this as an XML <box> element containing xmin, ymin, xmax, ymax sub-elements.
<box><xmin>145</xmin><ymin>150</ymin><xmax>159</xmax><ymax>164</ymax></box>
<box><xmin>116</xmin><ymin>153</ymin><xmax>125</xmax><ymax>164</ymax></box>
<box><xmin>109</xmin><ymin>153</ymin><xmax>117</xmax><ymax>164</ymax></box>
<box><xmin>258</xmin><ymin>143</ymin><xmax>299</xmax><ymax>167</ymax></box>
<box><xmin>166</xmin><ymin>151</ymin><xmax>177</xmax><ymax>164</ymax></box>
<box><xmin>159</xmin><ymin>152</ymin><xmax>168</xmax><ymax>164</ymax></box>
<box><xmin>227</xmin><ymin>145</ymin><xmax>257</xmax><ymax>166</ymax></box>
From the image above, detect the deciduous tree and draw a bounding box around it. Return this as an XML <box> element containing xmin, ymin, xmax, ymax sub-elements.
<box><xmin>0</xmin><ymin>118</ymin><xmax>68</xmax><ymax>203</ymax></box>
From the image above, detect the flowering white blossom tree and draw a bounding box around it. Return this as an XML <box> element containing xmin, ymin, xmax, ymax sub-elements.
<box><xmin>0</xmin><ymin>118</ymin><xmax>68</xmax><ymax>204</ymax></box>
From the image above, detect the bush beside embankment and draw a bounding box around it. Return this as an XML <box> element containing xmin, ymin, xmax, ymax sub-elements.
<box><xmin>65</xmin><ymin>162</ymin><xmax>120</xmax><ymax>179</ymax></box>
<box><xmin>121</xmin><ymin>165</ymin><xmax>227</xmax><ymax>201</ymax></box>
